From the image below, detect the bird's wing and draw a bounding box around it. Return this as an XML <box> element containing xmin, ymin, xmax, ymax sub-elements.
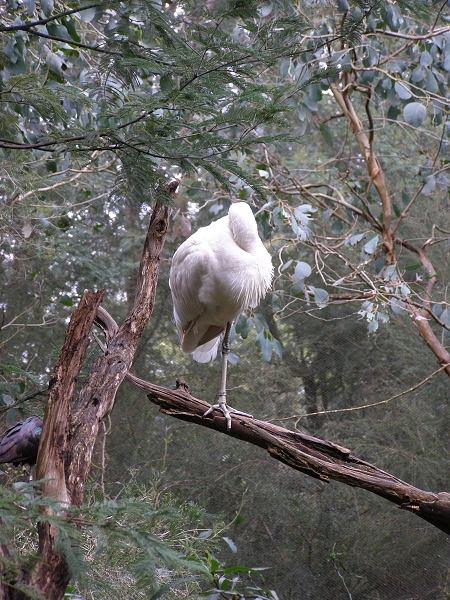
<box><xmin>192</xmin><ymin>337</ymin><xmax>221</xmax><ymax>363</ymax></box>
<box><xmin>0</xmin><ymin>417</ymin><xmax>42</xmax><ymax>465</ymax></box>
<box><xmin>169</xmin><ymin>238</ymin><xmax>212</xmax><ymax>341</ymax></box>
<box><xmin>0</xmin><ymin>420</ymin><xmax>25</xmax><ymax>464</ymax></box>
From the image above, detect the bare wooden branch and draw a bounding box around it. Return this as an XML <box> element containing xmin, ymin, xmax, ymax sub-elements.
<box><xmin>2</xmin><ymin>190</ymin><xmax>175</xmax><ymax>600</ymax></box>
<box><xmin>117</xmin><ymin>371</ymin><xmax>450</xmax><ymax>537</ymax></box>
<box><xmin>396</xmin><ymin>238</ymin><xmax>450</xmax><ymax>377</ymax></box>
<box><xmin>329</xmin><ymin>82</ymin><xmax>395</xmax><ymax>264</ymax></box>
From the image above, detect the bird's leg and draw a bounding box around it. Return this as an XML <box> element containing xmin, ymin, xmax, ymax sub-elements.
<box><xmin>219</xmin><ymin>320</ymin><xmax>232</xmax><ymax>401</ymax></box>
<box><xmin>203</xmin><ymin>321</ymin><xmax>253</xmax><ymax>431</ymax></box>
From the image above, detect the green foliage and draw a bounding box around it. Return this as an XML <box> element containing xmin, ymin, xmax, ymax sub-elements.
<box><xmin>2</xmin><ymin>0</ymin><xmax>450</xmax><ymax>597</ymax></box>
<box><xmin>0</xmin><ymin>472</ymin><xmax>281</xmax><ymax>599</ymax></box>
<box><xmin>0</xmin><ymin>0</ymin><xmax>323</xmax><ymax>203</ymax></box>
<box><xmin>201</xmin><ymin>556</ymin><xmax>279</xmax><ymax>599</ymax></box>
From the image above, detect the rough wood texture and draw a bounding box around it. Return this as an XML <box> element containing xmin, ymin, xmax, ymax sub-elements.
<box><xmin>29</xmin><ymin>289</ymin><xmax>104</xmax><ymax>600</ymax></box>
<box><xmin>1</xmin><ymin>195</ymin><xmax>173</xmax><ymax>600</ymax></box>
<box><xmin>120</xmin><ymin>371</ymin><xmax>450</xmax><ymax>536</ymax></box>
<box><xmin>66</xmin><ymin>199</ymin><xmax>171</xmax><ymax>509</ymax></box>
<box><xmin>92</xmin><ymin>307</ymin><xmax>450</xmax><ymax>536</ymax></box>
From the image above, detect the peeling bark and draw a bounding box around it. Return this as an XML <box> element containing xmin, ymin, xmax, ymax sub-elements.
<box><xmin>1</xmin><ymin>193</ymin><xmax>174</xmax><ymax>600</ymax></box>
<box><xmin>118</xmin><ymin>371</ymin><xmax>450</xmax><ymax>536</ymax></box>
<box><xmin>91</xmin><ymin>307</ymin><xmax>450</xmax><ymax>536</ymax></box>
<box><xmin>28</xmin><ymin>289</ymin><xmax>104</xmax><ymax>600</ymax></box>
<box><xmin>66</xmin><ymin>199</ymin><xmax>171</xmax><ymax>510</ymax></box>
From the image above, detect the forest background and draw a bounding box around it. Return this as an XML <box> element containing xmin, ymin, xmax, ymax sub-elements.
<box><xmin>1</xmin><ymin>0</ymin><xmax>450</xmax><ymax>598</ymax></box>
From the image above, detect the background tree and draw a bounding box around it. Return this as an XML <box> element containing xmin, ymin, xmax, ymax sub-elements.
<box><xmin>1</xmin><ymin>0</ymin><xmax>450</xmax><ymax>598</ymax></box>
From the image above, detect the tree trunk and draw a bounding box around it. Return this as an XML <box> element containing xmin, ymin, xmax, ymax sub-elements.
<box><xmin>1</xmin><ymin>194</ymin><xmax>173</xmax><ymax>600</ymax></box>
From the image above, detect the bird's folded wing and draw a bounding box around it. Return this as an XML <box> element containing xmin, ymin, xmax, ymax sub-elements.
<box><xmin>0</xmin><ymin>424</ymin><xmax>21</xmax><ymax>462</ymax></box>
<box><xmin>169</xmin><ymin>238</ymin><xmax>211</xmax><ymax>337</ymax></box>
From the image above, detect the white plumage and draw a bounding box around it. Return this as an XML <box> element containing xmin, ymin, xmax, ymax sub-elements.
<box><xmin>169</xmin><ymin>202</ymin><xmax>273</xmax><ymax>363</ymax></box>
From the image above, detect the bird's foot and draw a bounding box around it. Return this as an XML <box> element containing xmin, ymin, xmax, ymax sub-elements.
<box><xmin>203</xmin><ymin>393</ymin><xmax>253</xmax><ymax>431</ymax></box>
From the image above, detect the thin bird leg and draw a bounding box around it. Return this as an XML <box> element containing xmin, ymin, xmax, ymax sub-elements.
<box><xmin>219</xmin><ymin>320</ymin><xmax>232</xmax><ymax>400</ymax></box>
<box><xmin>203</xmin><ymin>321</ymin><xmax>253</xmax><ymax>431</ymax></box>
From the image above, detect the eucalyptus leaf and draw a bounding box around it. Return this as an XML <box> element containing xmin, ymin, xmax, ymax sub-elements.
<box><xmin>310</xmin><ymin>286</ymin><xmax>329</xmax><ymax>308</ymax></box>
<box><xmin>79</xmin><ymin>6</ymin><xmax>97</xmax><ymax>22</ymax></box>
<box><xmin>420</xmin><ymin>50</ymin><xmax>433</xmax><ymax>67</ymax></box>
<box><xmin>227</xmin><ymin>353</ymin><xmax>240</xmax><ymax>365</ymax></box>
<box><xmin>222</xmin><ymin>537</ymin><xmax>238</xmax><ymax>553</ymax></box>
<box><xmin>273</xmin><ymin>338</ymin><xmax>283</xmax><ymax>359</ymax></box>
<box><xmin>256</xmin><ymin>332</ymin><xmax>273</xmax><ymax>362</ymax></box>
<box><xmin>362</xmin><ymin>235</ymin><xmax>379</xmax><ymax>255</ymax></box>
<box><xmin>293</xmin><ymin>261</ymin><xmax>312</xmax><ymax>281</ymax></box>
<box><xmin>281</xmin><ymin>259</ymin><xmax>293</xmax><ymax>272</ymax></box>
<box><xmin>440</xmin><ymin>308</ymin><xmax>450</xmax><ymax>337</ymax></box>
<box><xmin>235</xmin><ymin>313</ymin><xmax>252</xmax><ymax>339</ymax></box>
<box><xmin>394</xmin><ymin>80</ymin><xmax>412</xmax><ymax>100</ymax></box>
<box><xmin>432</xmin><ymin>303</ymin><xmax>443</xmax><ymax>318</ymax></box>
<box><xmin>403</xmin><ymin>102</ymin><xmax>427</xmax><ymax>127</ymax></box>
<box><xmin>320</xmin><ymin>123</ymin><xmax>333</xmax><ymax>146</ymax></box>
<box><xmin>346</xmin><ymin>232</ymin><xmax>366</xmax><ymax>246</ymax></box>
<box><xmin>390</xmin><ymin>299</ymin><xmax>406</xmax><ymax>314</ymax></box>
<box><xmin>41</xmin><ymin>0</ymin><xmax>53</xmax><ymax>16</ymax></box>
<box><xmin>368</xmin><ymin>318</ymin><xmax>379</xmax><ymax>334</ymax></box>
<box><xmin>422</xmin><ymin>174</ymin><xmax>436</xmax><ymax>196</ymax></box>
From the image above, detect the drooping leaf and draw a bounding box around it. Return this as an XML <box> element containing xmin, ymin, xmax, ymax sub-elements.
<box><xmin>222</xmin><ymin>537</ymin><xmax>238</xmax><ymax>553</ymax></box>
<box><xmin>362</xmin><ymin>235</ymin><xmax>379</xmax><ymax>255</ymax></box>
<box><xmin>440</xmin><ymin>308</ymin><xmax>450</xmax><ymax>337</ymax></box>
<box><xmin>256</xmin><ymin>332</ymin><xmax>273</xmax><ymax>361</ymax></box>
<box><xmin>422</xmin><ymin>174</ymin><xmax>436</xmax><ymax>196</ymax></box>
<box><xmin>320</xmin><ymin>123</ymin><xmax>333</xmax><ymax>146</ymax></box>
<box><xmin>41</xmin><ymin>0</ymin><xmax>53</xmax><ymax>17</ymax></box>
<box><xmin>293</xmin><ymin>261</ymin><xmax>312</xmax><ymax>281</ymax></box>
<box><xmin>310</xmin><ymin>286</ymin><xmax>329</xmax><ymax>308</ymax></box>
<box><xmin>390</xmin><ymin>299</ymin><xmax>406</xmax><ymax>314</ymax></box>
<box><xmin>394</xmin><ymin>80</ymin><xmax>412</xmax><ymax>100</ymax></box>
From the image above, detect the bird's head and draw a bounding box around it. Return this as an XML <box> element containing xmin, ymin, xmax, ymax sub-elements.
<box><xmin>227</xmin><ymin>203</ymin><xmax>258</xmax><ymax>250</ymax></box>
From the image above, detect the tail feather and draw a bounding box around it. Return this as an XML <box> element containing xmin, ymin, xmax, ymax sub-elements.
<box><xmin>192</xmin><ymin>337</ymin><xmax>220</xmax><ymax>363</ymax></box>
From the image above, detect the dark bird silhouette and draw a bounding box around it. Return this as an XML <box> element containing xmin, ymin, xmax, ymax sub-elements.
<box><xmin>0</xmin><ymin>416</ymin><xmax>43</xmax><ymax>467</ymax></box>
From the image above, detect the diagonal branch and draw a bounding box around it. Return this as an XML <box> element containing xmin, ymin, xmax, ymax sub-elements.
<box><xmin>10</xmin><ymin>187</ymin><xmax>176</xmax><ymax>600</ymax></box>
<box><xmin>66</xmin><ymin>194</ymin><xmax>173</xmax><ymax>508</ymax></box>
<box><xmin>396</xmin><ymin>238</ymin><xmax>450</xmax><ymax>377</ymax></box>
<box><xmin>93</xmin><ymin>305</ymin><xmax>450</xmax><ymax>539</ymax></box>
<box><xmin>329</xmin><ymin>82</ymin><xmax>394</xmax><ymax>264</ymax></box>
<box><xmin>106</xmin><ymin>364</ymin><xmax>450</xmax><ymax>537</ymax></box>
<box><xmin>28</xmin><ymin>289</ymin><xmax>104</xmax><ymax>600</ymax></box>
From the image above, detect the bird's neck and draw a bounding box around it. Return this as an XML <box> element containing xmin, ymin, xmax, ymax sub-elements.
<box><xmin>227</xmin><ymin>215</ymin><xmax>259</xmax><ymax>252</ymax></box>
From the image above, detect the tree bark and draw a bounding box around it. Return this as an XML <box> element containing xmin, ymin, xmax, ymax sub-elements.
<box><xmin>65</xmin><ymin>197</ymin><xmax>171</xmax><ymax>509</ymax></box>
<box><xmin>1</xmin><ymin>193</ymin><xmax>174</xmax><ymax>600</ymax></box>
<box><xmin>117</xmin><ymin>371</ymin><xmax>450</xmax><ymax>537</ymax></box>
<box><xmin>29</xmin><ymin>289</ymin><xmax>104</xmax><ymax>600</ymax></box>
<box><xmin>92</xmin><ymin>306</ymin><xmax>450</xmax><ymax>536</ymax></box>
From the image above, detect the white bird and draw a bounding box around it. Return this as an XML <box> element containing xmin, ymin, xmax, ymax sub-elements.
<box><xmin>169</xmin><ymin>202</ymin><xmax>273</xmax><ymax>430</ymax></box>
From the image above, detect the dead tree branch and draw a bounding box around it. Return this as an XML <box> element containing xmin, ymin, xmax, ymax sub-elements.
<box><xmin>94</xmin><ymin>306</ymin><xmax>450</xmax><ymax>538</ymax></box>
<box><xmin>66</xmin><ymin>196</ymin><xmax>172</xmax><ymax>509</ymax></box>
<box><xmin>117</xmin><ymin>367</ymin><xmax>450</xmax><ymax>537</ymax></box>
<box><xmin>28</xmin><ymin>289</ymin><xmax>104</xmax><ymax>599</ymax></box>
<box><xmin>329</xmin><ymin>82</ymin><xmax>395</xmax><ymax>264</ymax></box>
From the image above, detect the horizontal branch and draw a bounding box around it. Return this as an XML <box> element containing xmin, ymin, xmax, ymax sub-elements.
<box><xmin>93</xmin><ymin>305</ymin><xmax>450</xmax><ymax>535</ymax></box>
<box><xmin>373</xmin><ymin>26</ymin><xmax>450</xmax><ymax>41</ymax></box>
